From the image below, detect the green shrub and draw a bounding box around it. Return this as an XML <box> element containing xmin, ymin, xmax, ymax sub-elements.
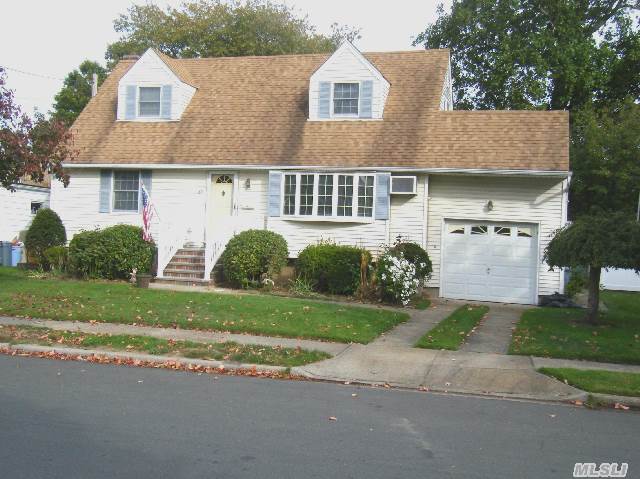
<box><xmin>68</xmin><ymin>225</ymin><xmax>154</xmax><ymax>280</ymax></box>
<box><xmin>24</xmin><ymin>208</ymin><xmax>66</xmax><ymax>268</ymax></box>
<box><xmin>43</xmin><ymin>246</ymin><xmax>68</xmax><ymax>272</ymax></box>
<box><xmin>389</xmin><ymin>241</ymin><xmax>432</xmax><ymax>282</ymax></box>
<box><xmin>296</xmin><ymin>243</ymin><xmax>371</xmax><ymax>295</ymax></box>
<box><xmin>221</xmin><ymin>229</ymin><xmax>288</xmax><ymax>288</ymax></box>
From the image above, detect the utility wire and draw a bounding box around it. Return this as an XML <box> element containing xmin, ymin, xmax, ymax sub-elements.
<box><xmin>0</xmin><ymin>65</ymin><xmax>65</xmax><ymax>81</ymax></box>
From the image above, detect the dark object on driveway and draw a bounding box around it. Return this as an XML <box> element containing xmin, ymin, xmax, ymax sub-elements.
<box><xmin>540</xmin><ymin>293</ymin><xmax>579</xmax><ymax>308</ymax></box>
<box><xmin>136</xmin><ymin>273</ymin><xmax>152</xmax><ymax>288</ymax></box>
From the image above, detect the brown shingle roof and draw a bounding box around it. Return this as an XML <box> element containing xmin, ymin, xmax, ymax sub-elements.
<box><xmin>68</xmin><ymin>50</ymin><xmax>569</xmax><ymax>172</ymax></box>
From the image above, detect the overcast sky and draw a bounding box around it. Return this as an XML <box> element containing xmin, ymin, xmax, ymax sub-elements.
<box><xmin>1</xmin><ymin>0</ymin><xmax>449</xmax><ymax>116</ymax></box>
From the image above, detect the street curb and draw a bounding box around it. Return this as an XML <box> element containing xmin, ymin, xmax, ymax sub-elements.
<box><xmin>587</xmin><ymin>393</ymin><xmax>640</xmax><ymax>409</ymax></box>
<box><xmin>0</xmin><ymin>342</ymin><xmax>288</xmax><ymax>374</ymax></box>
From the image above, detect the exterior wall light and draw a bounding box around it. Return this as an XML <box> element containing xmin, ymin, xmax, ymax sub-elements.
<box><xmin>245</xmin><ymin>178</ymin><xmax>251</xmax><ymax>189</ymax></box>
<box><xmin>486</xmin><ymin>200</ymin><xmax>494</xmax><ymax>211</ymax></box>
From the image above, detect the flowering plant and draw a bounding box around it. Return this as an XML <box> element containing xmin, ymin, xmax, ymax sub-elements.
<box><xmin>376</xmin><ymin>251</ymin><xmax>421</xmax><ymax>305</ymax></box>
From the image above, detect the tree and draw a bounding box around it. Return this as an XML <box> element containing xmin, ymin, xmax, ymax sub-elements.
<box><xmin>544</xmin><ymin>213</ymin><xmax>640</xmax><ymax>323</ymax></box>
<box><xmin>0</xmin><ymin>67</ymin><xmax>73</xmax><ymax>190</ymax></box>
<box><xmin>570</xmin><ymin>98</ymin><xmax>640</xmax><ymax>217</ymax></box>
<box><xmin>52</xmin><ymin>60</ymin><xmax>107</xmax><ymax>126</ymax></box>
<box><xmin>105</xmin><ymin>0</ymin><xmax>359</xmax><ymax>67</ymax></box>
<box><xmin>413</xmin><ymin>1</ymin><xmax>639</xmax><ymax>111</ymax></box>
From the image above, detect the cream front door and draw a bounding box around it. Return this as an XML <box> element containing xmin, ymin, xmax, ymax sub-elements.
<box><xmin>207</xmin><ymin>174</ymin><xmax>234</xmax><ymax>240</ymax></box>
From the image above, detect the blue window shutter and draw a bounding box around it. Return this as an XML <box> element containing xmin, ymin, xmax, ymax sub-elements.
<box><xmin>375</xmin><ymin>173</ymin><xmax>390</xmax><ymax>220</ymax></box>
<box><xmin>99</xmin><ymin>170</ymin><xmax>112</xmax><ymax>213</ymax></box>
<box><xmin>161</xmin><ymin>85</ymin><xmax>172</xmax><ymax>119</ymax></box>
<box><xmin>125</xmin><ymin>85</ymin><xmax>137</xmax><ymax>120</ymax></box>
<box><xmin>360</xmin><ymin>80</ymin><xmax>373</xmax><ymax>119</ymax></box>
<box><xmin>268</xmin><ymin>171</ymin><xmax>282</xmax><ymax>217</ymax></box>
<box><xmin>318</xmin><ymin>82</ymin><xmax>331</xmax><ymax>119</ymax></box>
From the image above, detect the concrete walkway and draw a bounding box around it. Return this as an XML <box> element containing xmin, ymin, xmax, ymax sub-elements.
<box><xmin>0</xmin><ymin>316</ymin><xmax>348</xmax><ymax>356</ymax></box>
<box><xmin>459</xmin><ymin>304</ymin><xmax>525</xmax><ymax>354</ymax></box>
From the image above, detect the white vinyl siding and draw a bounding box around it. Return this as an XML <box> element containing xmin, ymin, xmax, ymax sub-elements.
<box><xmin>426</xmin><ymin>175</ymin><xmax>564</xmax><ymax>297</ymax></box>
<box><xmin>309</xmin><ymin>43</ymin><xmax>389</xmax><ymax>120</ymax></box>
<box><xmin>0</xmin><ymin>186</ymin><xmax>50</xmax><ymax>240</ymax></box>
<box><xmin>389</xmin><ymin>174</ymin><xmax>427</xmax><ymax>246</ymax></box>
<box><xmin>117</xmin><ymin>50</ymin><xmax>196</xmax><ymax>121</ymax></box>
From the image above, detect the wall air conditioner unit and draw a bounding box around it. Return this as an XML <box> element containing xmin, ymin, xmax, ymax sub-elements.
<box><xmin>390</xmin><ymin>176</ymin><xmax>417</xmax><ymax>195</ymax></box>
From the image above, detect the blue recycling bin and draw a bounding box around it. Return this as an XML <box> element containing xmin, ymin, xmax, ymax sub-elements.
<box><xmin>11</xmin><ymin>245</ymin><xmax>23</xmax><ymax>266</ymax></box>
<box><xmin>0</xmin><ymin>242</ymin><xmax>11</xmax><ymax>266</ymax></box>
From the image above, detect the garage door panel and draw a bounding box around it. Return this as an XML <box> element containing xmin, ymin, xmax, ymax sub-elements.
<box><xmin>442</xmin><ymin>221</ymin><xmax>538</xmax><ymax>305</ymax></box>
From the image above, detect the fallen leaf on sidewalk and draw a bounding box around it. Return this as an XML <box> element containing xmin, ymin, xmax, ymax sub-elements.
<box><xmin>549</xmin><ymin>414</ymin><xmax>556</xmax><ymax>418</ymax></box>
<box><xmin>614</xmin><ymin>403</ymin><xmax>630</xmax><ymax>410</ymax></box>
<box><xmin>328</xmin><ymin>416</ymin><xmax>337</xmax><ymax>421</ymax></box>
<box><xmin>351</xmin><ymin>393</ymin><xmax>358</xmax><ymax>398</ymax></box>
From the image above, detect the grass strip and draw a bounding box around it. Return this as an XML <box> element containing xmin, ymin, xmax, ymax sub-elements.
<box><xmin>415</xmin><ymin>304</ymin><xmax>489</xmax><ymax>350</ymax></box>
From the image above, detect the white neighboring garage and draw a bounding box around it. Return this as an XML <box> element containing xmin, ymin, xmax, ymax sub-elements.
<box><xmin>0</xmin><ymin>184</ymin><xmax>50</xmax><ymax>241</ymax></box>
<box><xmin>601</xmin><ymin>269</ymin><xmax>640</xmax><ymax>292</ymax></box>
<box><xmin>425</xmin><ymin>175</ymin><xmax>569</xmax><ymax>305</ymax></box>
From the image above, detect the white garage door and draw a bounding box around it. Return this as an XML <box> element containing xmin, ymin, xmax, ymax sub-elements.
<box><xmin>442</xmin><ymin>221</ymin><xmax>538</xmax><ymax>304</ymax></box>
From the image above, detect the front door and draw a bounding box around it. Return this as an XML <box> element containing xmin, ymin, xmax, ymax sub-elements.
<box><xmin>207</xmin><ymin>174</ymin><xmax>234</xmax><ymax>241</ymax></box>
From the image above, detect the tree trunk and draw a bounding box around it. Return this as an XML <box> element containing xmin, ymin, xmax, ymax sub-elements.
<box><xmin>586</xmin><ymin>266</ymin><xmax>601</xmax><ymax>324</ymax></box>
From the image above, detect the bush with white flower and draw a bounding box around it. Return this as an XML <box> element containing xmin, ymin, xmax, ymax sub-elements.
<box><xmin>376</xmin><ymin>251</ymin><xmax>421</xmax><ymax>305</ymax></box>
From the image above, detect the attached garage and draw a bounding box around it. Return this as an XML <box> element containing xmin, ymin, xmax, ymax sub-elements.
<box><xmin>441</xmin><ymin>221</ymin><xmax>539</xmax><ymax>304</ymax></box>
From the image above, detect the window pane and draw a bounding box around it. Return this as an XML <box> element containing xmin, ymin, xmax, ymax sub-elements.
<box><xmin>139</xmin><ymin>101</ymin><xmax>161</xmax><ymax>116</ymax></box>
<box><xmin>518</xmin><ymin>226</ymin><xmax>533</xmax><ymax>238</ymax></box>
<box><xmin>447</xmin><ymin>225</ymin><xmax>465</xmax><ymax>234</ymax></box>
<box><xmin>333</xmin><ymin>83</ymin><xmax>359</xmax><ymax>115</ymax></box>
<box><xmin>283</xmin><ymin>174</ymin><xmax>296</xmax><ymax>215</ymax></box>
<box><xmin>357</xmin><ymin>175</ymin><xmax>374</xmax><ymax>217</ymax></box>
<box><xmin>139</xmin><ymin>87</ymin><xmax>161</xmax><ymax>117</ymax></box>
<box><xmin>299</xmin><ymin>174</ymin><xmax>314</xmax><ymax>215</ymax></box>
<box><xmin>139</xmin><ymin>87</ymin><xmax>161</xmax><ymax>102</ymax></box>
<box><xmin>337</xmin><ymin>175</ymin><xmax>353</xmax><ymax>216</ymax></box>
<box><xmin>113</xmin><ymin>171</ymin><xmax>139</xmax><ymax>211</ymax></box>
<box><xmin>317</xmin><ymin>174</ymin><xmax>333</xmax><ymax>216</ymax></box>
<box><xmin>495</xmin><ymin>226</ymin><xmax>511</xmax><ymax>236</ymax></box>
<box><xmin>471</xmin><ymin>225</ymin><xmax>488</xmax><ymax>235</ymax></box>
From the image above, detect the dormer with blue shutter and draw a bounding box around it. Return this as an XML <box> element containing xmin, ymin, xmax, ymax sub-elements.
<box><xmin>116</xmin><ymin>48</ymin><xmax>197</xmax><ymax>122</ymax></box>
<box><xmin>309</xmin><ymin>41</ymin><xmax>390</xmax><ymax>121</ymax></box>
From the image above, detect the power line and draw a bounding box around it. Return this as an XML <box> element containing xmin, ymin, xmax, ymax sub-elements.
<box><xmin>0</xmin><ymin>65</ymin><xmax>64</xmax><ymax>81</ymax></box>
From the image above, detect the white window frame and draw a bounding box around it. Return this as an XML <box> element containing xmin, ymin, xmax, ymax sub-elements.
<box><xmin>112</xmin><ymin>170</ymin><xmax>141</xmax><ymax>212</ymax></box>
<box><xmin>331</xmin><ymin>82</ymin><xmax>360</xmax><ymax>118</ymax></box>
<box><xmin>137</xmin><ymin>86</ymin><xmax>162</xmax><ymax>118</ymax></box>
<box><xmin>281</xmin><ymin>172</ymin><xmax>376</xmax><ymax>222</ymax></box>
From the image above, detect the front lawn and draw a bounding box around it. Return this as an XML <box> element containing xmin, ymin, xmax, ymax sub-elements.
<box><xmin>0</xmin><ymin>324</ymin><xmax>329</xmax><ymax>367</ymax></box>
<box><xmin>0</xmin><ymin>267</ymin><xmax>407</xmax><ymax>344</ymax></box>
<box><xmin>415</xmin><ymin>304</ymin><xmax>489</xmax><ymax>350</ymax></box>
<box><xmin>510</xmin><ymin>291</ymin><xmax>640</xmax><ymax>364</ymax></box>
<box><xmin>539</xmin><ymin>367</ymin><xmax>640</xmax><ymax>398</ymax></box>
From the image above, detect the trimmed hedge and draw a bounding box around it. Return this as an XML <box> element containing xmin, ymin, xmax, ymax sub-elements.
<box><xmin>24</xmin><ymin>208</ymin><xmax>66</xmax><ymax>268</ymax></box>
<box><xmin>389</xmin><ymin>241</ymin><xmax>432</xmax><ymax>281</ymax></box>
<box><xmin>221</xmin><ymin>229</ymin><xmax>288</xmax><ymax>288</ymax></box>
<box><xmin>297</xmin><ymin>243</ymin><xmax>371</xmax><ymax>295</ymax></box>
<box><xmin>68</xmin><ymin>225</ymin><xmax>154</xmax><ymax>280</ymax></box>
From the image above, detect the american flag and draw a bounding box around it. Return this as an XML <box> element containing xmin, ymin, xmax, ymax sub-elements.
<box><xmin>140</xmin><ymin>183</ymin><xmax>154</xmax><ymax>242</ymax></box>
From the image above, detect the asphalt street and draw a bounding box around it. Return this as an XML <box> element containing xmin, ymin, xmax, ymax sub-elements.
<box><xmin>1</xmin><ymin>354</ymin><xmax>638</xmax><ymax>479</ymax></box>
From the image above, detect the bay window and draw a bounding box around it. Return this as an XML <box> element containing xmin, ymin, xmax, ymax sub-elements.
<box><xmin>282</xmin><ymin>172</ymin><xmax>375</xmax><ymax>220</ymax></box>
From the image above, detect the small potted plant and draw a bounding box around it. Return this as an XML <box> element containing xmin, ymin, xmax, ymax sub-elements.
<box><xmin>135</xmin><ymin>267</ymin><xmax>152</xmax><ymax>289</ymax></box>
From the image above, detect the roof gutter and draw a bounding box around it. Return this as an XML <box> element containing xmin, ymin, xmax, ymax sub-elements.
<box><xmin>62</xmin><ymin>163</ymin><xmax>570</xmax><ymax>178</ymax></box>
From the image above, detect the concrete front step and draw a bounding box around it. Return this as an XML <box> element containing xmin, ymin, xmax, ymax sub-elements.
<box><xmin>154</xmin><ymin>277</ymin><xmax>212</xmax><ymax>286</ymax></box>
<box><xmin>165</xmin><ymin>263</ymin><xmax>205</xmax><ymax>271</ymax></box>
<box><xmin>164</xmin><ymin>269</ymin><xmax>206</xmax><ymax>276</ymax></box>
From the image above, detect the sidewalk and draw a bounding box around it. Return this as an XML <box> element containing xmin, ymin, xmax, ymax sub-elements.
<box><xmin>2</xmin><ymin>308</ymin><xmax>640</xmax><ymax>405</ymax></box>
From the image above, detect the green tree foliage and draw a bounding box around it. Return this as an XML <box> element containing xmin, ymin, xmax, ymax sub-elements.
<box><xmin>414</xmin><ymin>1</ymin><xmax>639</xmax><ymax>110</ymax></box>
<box><xmin>24</xmin><ymin>209</ymin><xmax>67</xmax><ymax>268</ymax></box>
<box><xmin>544</xmin><ymin>213</ymin><xmax>640</xmax><ymax>323</ymax></box>
<box><xmin>105</xmin><ymin>0</ymin><xmax>360</xmax><ymax>67</ymax></box>
<box><xmin>52</xmin><ymin>60</ymin><xmax>107</xmax><ymax>126</ymax></box>
<box><xmin>570</xmin><ymin>99</ymin><xmax>640</xmax><ymax>216</ymax></box>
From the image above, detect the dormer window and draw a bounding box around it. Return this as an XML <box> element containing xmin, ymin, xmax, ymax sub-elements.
<box><xmin>138</xmin><ymin>87</ymin><xmax>161</xmax><ymax>117</ymax></box>
<box><xmin>333</xmin><ymin>83</ymin><xmax>359</xmax><ymax>116</ymax></box>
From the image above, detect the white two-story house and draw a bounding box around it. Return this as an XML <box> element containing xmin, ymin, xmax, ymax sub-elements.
<box><xmin>51</xmin><ymin>42</ymin><xmax>570</xmax><ymax>304</ymax></box>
